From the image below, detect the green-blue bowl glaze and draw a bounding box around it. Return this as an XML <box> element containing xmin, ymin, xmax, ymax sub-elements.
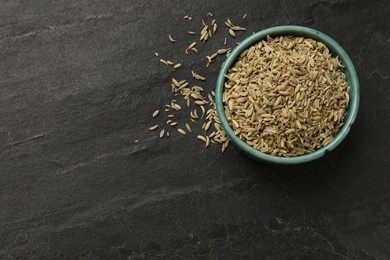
<box><xmin>215</xmin><ymin>25</ymin><xmax>360</xmax><ymax>164</ymax></box>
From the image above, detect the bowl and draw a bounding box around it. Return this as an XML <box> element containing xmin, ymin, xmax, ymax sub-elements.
<box><xmin>215</xmin><ymin>25</ymin><xmax>360</xmax><ymax>164</ymax></box>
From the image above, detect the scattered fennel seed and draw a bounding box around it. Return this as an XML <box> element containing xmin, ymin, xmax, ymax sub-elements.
<box><xmin>149</xmin><ymin>125</ymin><xmax>158</xmax><ymax>131</ymax></box>
<box><xmin>178</xmin><ymin>128</ymin><xmax>186</xmax><ymax>135</ymax></box>
<box><xmin>152</xmin><ymin>110</ymin><xmax>160</xmax><ymax>118</ymax></box>
<box><xmin>168</xmin><ymin>34</ymin><xmax>176</xmax><ymax>43</ymax></box>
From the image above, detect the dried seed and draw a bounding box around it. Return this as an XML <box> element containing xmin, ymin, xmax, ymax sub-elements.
<box><xmin>200</xmin><ymin>105</ymin><xmax>205</xmax><ymax>118</ymax></box>
<box><xmin>204</xmin><ymin>120</ymin><xmax>212</xmax><ymax>131</ymax></box>
<box><xmin>213</xmin><ymin>23</ymin><xmax>217</xmax><ymax>33</ymax></box>
<box><xmin>174</xmin><ymin>63</ymin><xmax>182</xmax><ymax>69</ymax></box>
<box><xmin>152</xmin><ymin>110</ymin><xmax>160</xmax><ymax>118</ymax></box>
<box><xmin>194</xmin><ymin>100</ymin><xmax>207</xmax><ymax>105</ymax></box>
<box><xmin>225</xmin><ymin>19</ymin><xmax>234</xmax><ymax>28</ymax></box>
<box><xmin>190</xmin><ymin>47</ymin><xmax>198</xmax><ymax>53</ymax></box>
<box><xmin>183</xmin><ymin>15</ymin><xmax>192</xmax><ymax>20</ymax></box>
<box><xmin>193</xmin><ymin>110</ymin><xmax>199</xmax><ymax>118</ymax></box>
<box><xmin>201</xmin><ymin>25</ymin><xmax>208</xmax><ymax>34</ymax></box>
<box><xmin>159</xmin><ymin>129</ymin><xmax>165</xmax><ymax>138</ymax></box>
<box><xmin>200</xmin><ymin>32</ymin><xmax>207</xmax><ymax>41</ymax></box>
<box><xmin>191</xmin><ymin>71</ymin><xmax>206</xmax><ymax>81</ymax></box>
<box><xmin>188</xmin><ymin>31</ymin><xmax>196</xmax><ymax>35</ymax></box>
<box><xmin>197</xmin><ymin>135</ymin><xmax>207</xmax><ymax>142</ymax></box>
<box><xmin>149</xmin><ymin>125</ymin><xmax>158</xmax><ymax>131</ymax></box>
<box><xmin>178</xmin><ymin>128</ymin><xmax>186</xmax><ymax>135</ymax></box>
<box><xmin>323</xmin><ymin>136</ymin><xmax>333</xmax><ymax>146</ymax></box>
<box><xmin>170</xmin><ymin>122</ymin><xmax>178</xmax><ymax>126</ymax></box>
<box><xmin>207</xmin><ymin>12</ymin><xmax>213</xmax><ymax>17</ymax></box>
<box><xmin>188</xmin><ymin>42</ymin><xmax>197</xmax><ymax>49</ymax></box>
<box><xmin>171</xmin><ymin>103</ymin><xmax>181</xmax><ymax>111</ymax></box>
<box><xmin>206</xmin><ymin>136</ymin><xmax>210</xmax><ymax>147</ymax></box>
<box><xmin>243</xmin><ymin>14</ymin><xmax>247</xmax><ymax>19</ymax></box>
<box><xmin>168</xmin><ymin>34</ymin><xmax>176</xmax><ymax>42</ymax></box>
<box><xmin>217</xmin><ymin>48</ymin><xmax>229</xmax><ymax>54</ymax></box>
<box><xmin>160</xmin><ymin>59</ymin><xmax>169</xmax><ymax>65</ymax></box>
<box><xmin>172</xmin><ymin>78</ymin><xmax>179</xmax><ymax>86</ymax></box>
<box><xmin>154</xmin><ymin>52</ymin><xmax>159</xmax><ymax>57</ymax></box>
<box><xmin>186</xmin><ymin>42</ymin><xmax>197</xmax><ymax>54</ymax></box>
<box><xmin>231</xmin><ymin>26</ymin><xmax>246</xmax><ymax>31</ymax></box>
<box><xmin>190</xmin><ymin>111</ymin><xmax>195</xmax><ymax>119</ymax></box>
<box><xmin>185</xmin><ymin>123</ymin><xmax>192</xmax><ymax>133</ymax></box>
<box><xmin>193</xmin><ymin>86</ymin><xmax>204</xmax><ymax>91</ymax></box>
<box><xmin>221</xmin><ymin>144</ymin><xmax>226</xmax><ymax>153</ymax></box>
<box><xmin>229</xmin><ymin>29</ymin><xmax>236</xmax><ymax>37</ymax></box>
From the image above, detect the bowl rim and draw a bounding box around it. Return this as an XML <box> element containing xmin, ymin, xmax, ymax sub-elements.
<box><xmin>215</xmin><ymin>25</ymin><xmax>360</xmax><ymax>164</ymax></box>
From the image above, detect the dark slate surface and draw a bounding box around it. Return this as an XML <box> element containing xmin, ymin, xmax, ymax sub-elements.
<box><xmin>1</xmin><ymin>0</ymin><xmax>390</xmax><ymax>259</ymax></box>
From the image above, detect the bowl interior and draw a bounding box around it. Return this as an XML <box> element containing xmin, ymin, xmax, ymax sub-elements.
<box><xmin>215</xmin><ymin>25</ymin><xmax>360</xmax><ymax>164</ymax></box>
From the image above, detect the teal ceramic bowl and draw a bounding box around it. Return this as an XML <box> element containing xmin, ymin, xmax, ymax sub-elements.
<box><xmin>215</xmin><ymin>25</ymin><xmax>360</xmax><ymax>164</ymax></box>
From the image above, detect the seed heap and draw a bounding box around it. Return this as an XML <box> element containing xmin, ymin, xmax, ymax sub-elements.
<box><xmin>223</xmin><ymin>35</ymin><xmax>350</xmax><ymax>156</ymax></box>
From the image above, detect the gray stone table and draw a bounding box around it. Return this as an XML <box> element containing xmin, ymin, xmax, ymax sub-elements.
<box><xmin>1</xmin><ymin>0</ymin><xmax>390</xmax><ymax>259</ymax></box>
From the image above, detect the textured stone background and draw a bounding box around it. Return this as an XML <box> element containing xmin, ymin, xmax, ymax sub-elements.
<box><xmin>1</xmin><ymin>0</ymin><xmax>390</xmax><ymax>259</ymax></box>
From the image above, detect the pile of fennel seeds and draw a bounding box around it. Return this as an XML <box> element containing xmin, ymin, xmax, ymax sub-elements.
<box><xmin>223</xmin><ymin>35</ymin><xmax>350</xmax><ymax>157</ymax></box>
